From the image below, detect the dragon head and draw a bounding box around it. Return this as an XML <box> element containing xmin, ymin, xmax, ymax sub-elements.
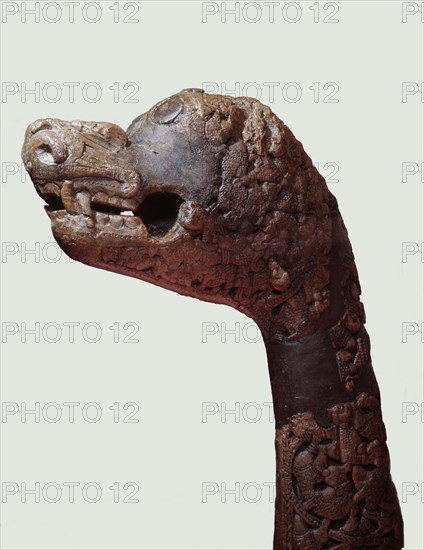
<box><xmin>23</xmin><ymin>88</ymin><xmax>345</xmax><ymax>339</ymax></box>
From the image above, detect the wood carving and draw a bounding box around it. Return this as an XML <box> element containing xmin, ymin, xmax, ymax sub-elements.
<box><xmin>22</xmin><ymin>89</ymin><xmax>403</xmax><ymax>548</ymax></box>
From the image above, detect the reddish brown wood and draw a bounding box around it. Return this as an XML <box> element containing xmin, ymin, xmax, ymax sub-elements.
<box><xmin>22</xmin><ymin>89</ymin><xmax>403</xmax><ymax>549</ymax></box>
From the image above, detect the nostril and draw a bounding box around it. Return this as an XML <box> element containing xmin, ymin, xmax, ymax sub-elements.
<box><xmin>30</xmin><ymin>133</ymin><xmax>69</xmax><ymax>166</ymax></box>
<box><xmin>35</xmin><ymin>143</ymin><xmax>56</xmax><ymax>165</ymax></box>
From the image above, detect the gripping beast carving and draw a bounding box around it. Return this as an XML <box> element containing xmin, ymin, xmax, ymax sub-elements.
<box><xmin>275</xmin><ymin>393</ymin><xmax>402</xmax><ymax>549</ymax></box>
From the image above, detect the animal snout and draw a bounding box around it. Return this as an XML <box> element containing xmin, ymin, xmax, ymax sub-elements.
<box><xmin>22</xmin><ymin>118</ymin><xmax>84</xmax><ymax>175</ymax></box>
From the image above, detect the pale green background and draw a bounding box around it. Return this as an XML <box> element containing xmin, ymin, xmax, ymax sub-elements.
<box><xmin>1</xmin><ymin>1</ymin><xmax>423</xmax><ymax>548</ymax></box>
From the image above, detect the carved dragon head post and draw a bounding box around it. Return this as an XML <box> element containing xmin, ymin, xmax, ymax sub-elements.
<box><xmin>22</xmin><ymin>89</ymin><xmax>403</xmax><ymax>548</ymax></box>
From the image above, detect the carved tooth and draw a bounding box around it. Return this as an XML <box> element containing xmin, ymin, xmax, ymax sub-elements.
<box><xmin>61</xmin><ymin>181</ymin><xmax>79</xmax><ymax>215</ymax></box>
<box><xmin>78</xmin><ymin>191</ymin><xmax>93</xmax><ymax>218</ymax></box>
<box><xmin>44</xmin><ymin>182</ymin><xmax>61</xmax><ymax>196</ymax></box>
<box><xmin>106</xmin><ymin>196</ymin><xmax>119</xmax><ymax>208</ymax></box>
<box><xmin>123</xmin><ymin>199</ymin><xmax>138</xmax><ymax>211</ymax></box>
<box><xmin>86</xmin><ymin>216</ymin><xmax>94</xmax><ymax>229</ymax></box>
<box><xmin>78</xmin><ymin>191</ymin><xmax>94</xmax><ymax>228</ymax></box>
<box><xmin>110</xmin><ymin>216</ymin><xmax>124</xmax><ymax>229</ymax></box>
<box><xmin>125</xmin><ymin>216</ymin><xmax>141</xmax><ymax>229</ymax></box>
<box><xmin>60</xmin><ymin>181</ymin><xmax>94</xmax><ymax>227</ymax></box>
<box><xmin>95</xmin><ymin>212</ymin><xmax>110</xmax><ymax>225</ymax></box>
<box><xmin>95</xmin><ymin>192</ymin><xmax>108</xmax><ymax>204</ymax></box>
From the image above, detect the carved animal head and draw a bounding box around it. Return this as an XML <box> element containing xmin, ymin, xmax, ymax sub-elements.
<box><xmin>22</xmin><ymin>89</ymin><xmax>352</xmax><ymax>339</ymax></box>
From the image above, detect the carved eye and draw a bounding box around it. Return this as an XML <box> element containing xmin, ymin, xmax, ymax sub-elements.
<box><xmin>150</xmin><ymin>97</ymin><xmax>183</xmax><ymax>125</ymax></box>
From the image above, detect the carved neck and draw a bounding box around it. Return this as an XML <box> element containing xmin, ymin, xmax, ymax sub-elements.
<box><xmin>264</xmin><ymin>329</ymin><xmax>378</xmax><ymax>428</ymax></box>
<box><xmin>258</xmin><ymin>209</ymin><xmax>402</xmax><ymax>547</ymax></box>
<box><xmin>258</xmin><ymin>206</ymin><xmax>380</xmax><ymax>427</ymax></box>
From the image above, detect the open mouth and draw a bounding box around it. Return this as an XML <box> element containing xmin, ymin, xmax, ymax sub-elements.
<box><xmin>43</xmin><ymin>184</ymin><xmax>184</xmax><ymax>238</ymax></box>
<box><xmin>136</xmin><ymin>192</ymin><xmax>183</xmax><ymax>237</ymax></box>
